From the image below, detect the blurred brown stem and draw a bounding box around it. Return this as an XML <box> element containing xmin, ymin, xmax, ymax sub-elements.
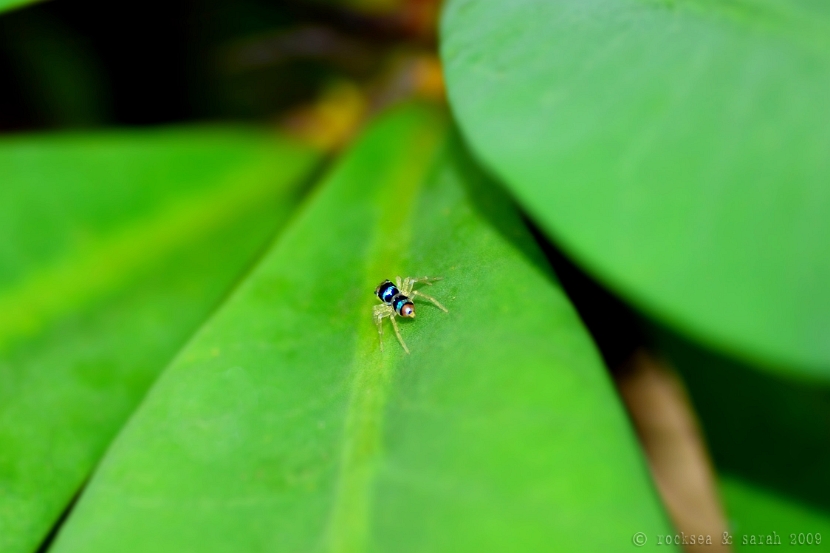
<box><xmin>616</xmin><ymin>348</ymin><xmax>731</xmax><ymax>552</ymax></box>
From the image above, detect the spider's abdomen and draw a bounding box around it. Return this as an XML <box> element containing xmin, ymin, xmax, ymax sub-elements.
<box><xmin>375</xmin><ymin>279</ymin><xmax>399</xmax><ymax>304</ymax></box>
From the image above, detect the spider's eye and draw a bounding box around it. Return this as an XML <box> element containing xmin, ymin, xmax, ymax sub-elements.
<box><xmin>401</xmin><ymin>303</ymin><xmax>415</xmax><ymax>318</ymax></box>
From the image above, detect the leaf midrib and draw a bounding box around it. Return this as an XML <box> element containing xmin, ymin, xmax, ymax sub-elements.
<box><xmin>323</xmin><ymin>118</ymin><xmax>447</xmax><ymax>553</ymax></box>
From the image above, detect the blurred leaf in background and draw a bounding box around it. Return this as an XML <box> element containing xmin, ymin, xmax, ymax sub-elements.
<box><xmin>0</xmin><ymin>127</ymin><xmax>321</xmax><ymax>553</ymax></box>
<box><xmin>441</xmin><ymin>0</ymin><xmax>830</xmax><ymax>377</ymax></box>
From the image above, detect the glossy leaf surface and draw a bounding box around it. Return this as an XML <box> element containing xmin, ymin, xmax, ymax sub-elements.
<box><xmin>50</xmin><ymin>105</ymin><xmax>675</xmax><ymax>552</ymax></box>
<box><xmin>0</xmin><ymin>127</ymin><xmax>320</xmax><ymax>553</ymax></box>
<box><xmin>441</xmin><ymin>0</ymin><xmax>830</xmax><ymax>375</ymax></box>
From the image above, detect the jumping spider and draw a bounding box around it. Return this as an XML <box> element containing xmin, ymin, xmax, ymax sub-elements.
<box><xmin>373</xmin><ymin>276</ymin><xmax>448</xmax><ymax>353</ymax></box>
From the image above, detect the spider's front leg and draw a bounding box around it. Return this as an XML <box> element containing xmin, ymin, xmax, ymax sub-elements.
<box><xmin>398</xmin><ymin>275</ymin><xmax>443</xmax><ymax>296</ymax></box>
<box><xmin>373</xmin><ymin>304</ymin><xmax>409</xmax><ymax>354</ymax></box>
<box><xmin>373</xmin><ymin>304</ymin><xmax>391</xmax><ymax>352</ymax></box>
<box><xmin>388</xmin><ymin>314</ymin><xmax>409</xmax><ymax>354</ymax></box>
<box><xmin>411</xmin><ymin>289</ymin><xmax>448</xmax><ymax>312</ymax></box>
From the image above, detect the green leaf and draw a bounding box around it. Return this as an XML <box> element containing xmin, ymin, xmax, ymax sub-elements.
<box><xmin>0</xmin><ymin>126</ymin><xmax>320</xmax><ymax>553</ymax></box>
<box><xmin>441</xmin><ymin>0</ymin><xmax>830</xmax><ymax>376</ymax></box>
<box><xmin>49</xmin><ymin>105</ymin><xmax>674</xmax><ymax>553</ymax></box>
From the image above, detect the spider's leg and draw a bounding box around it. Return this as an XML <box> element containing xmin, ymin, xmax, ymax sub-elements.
<box><xmin>411</xmin><ymin>276</ymin><xmax>442</xmax><ymax>285</ymax></box>
<box><xmin>399</xmin><ymin>276</ymin><xmax>411</xmax><ymax>295</ymax></box>
<box><xmin>402</xmin><ymin>276</ymin><xmax>442</xmax><ymax>295</ymax></box>
<box><xmin>389</xmin><ymin>315</ymin><xmax>410</xmax><ymax>354</ymax></box>
<box><xmin>373</xmin><ymin>304</ymin><xmax>393</xmax><ymax>352</ymax></box>
<box><xmin>411</xmin><ymin>289</ymin><xmax>448</xmax><ymax>312</ymax></box>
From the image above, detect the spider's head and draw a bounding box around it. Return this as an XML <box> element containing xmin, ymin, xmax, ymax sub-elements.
<box><xmin>399</xmin><ymin>302</ymin><xmax>415</xmax><ymax>318</ymax></box>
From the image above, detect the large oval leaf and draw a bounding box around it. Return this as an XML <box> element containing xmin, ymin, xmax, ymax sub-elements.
<box><xmin>441</xmin><ymin>0</ymin><xmax>830</xmax><ymax>376</ymax></box>
<box><xmin>50</xmin><ymin>105</ymin><xmax>674</xmax><ymax>553</ymax></box>
<box><xmin>0</xmin><ymin>127</ymin><xmax>320</xmax><ymax>553</ymax></box>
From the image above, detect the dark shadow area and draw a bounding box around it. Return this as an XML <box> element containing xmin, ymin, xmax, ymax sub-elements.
<box><xmin>524</xmin><ymin>220</ymin><xmax>646</xmax><ymax>371</ymax></box>
<box><xmin>35</xmin><ymin>484</ymin><xmax>83</xmax><ymax>553</ymax></box>
<box><xmin>654</xmin><ymin>327</ymin><xmax>830</xmax><ymax>516</ymax></box>
<box><xmin>0</xmin><ymin>32</ymin><xmax>39</xmax><ymax>131</ymax></box>
<box><xmin>0</xmin><ymin>0</ymin><xmax>433</xmax><ymax>132</ymax></box>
